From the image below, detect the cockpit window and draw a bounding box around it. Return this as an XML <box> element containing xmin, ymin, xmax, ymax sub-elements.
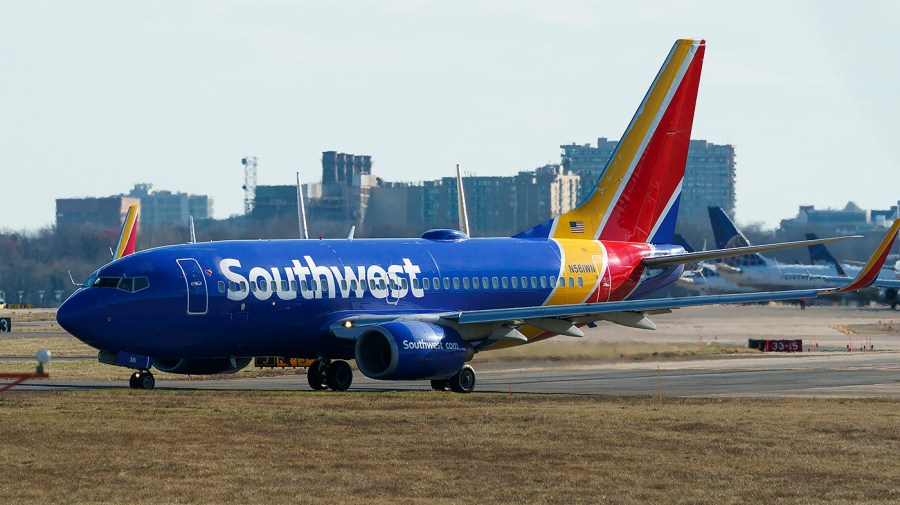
<box><xmin>93</xmin><ymin>277</ymin><xmax>120</xmax><ymax>288</ymax></box>
<box><xmin>88</xmin><ymin>276</ymin><xmax>150</xmax><ymax>292</ymax></box>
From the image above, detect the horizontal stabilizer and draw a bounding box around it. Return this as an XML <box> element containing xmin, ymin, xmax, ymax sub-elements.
<box><xmin>643</xmin><ymin>235</ymin><xmax>861</xmax><ymax>268</ymax></box>
<box><xmin>826</xmin><ymin>219</ymin><xmax>900</xmax><ymax>294</ymax></box>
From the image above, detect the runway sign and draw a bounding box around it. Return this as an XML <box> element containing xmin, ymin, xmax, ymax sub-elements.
<box><xmin>0</xmin><ymin>318</ymin><xmax>9</xmax><ymax>332</ymax></box>
<box><xmin>764</xmin><ymin>339</ymin><xmax>802</xmax><ymax>353</ymax></box>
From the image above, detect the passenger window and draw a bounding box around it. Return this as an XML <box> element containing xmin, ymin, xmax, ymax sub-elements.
<box><xmin>531</xmin><ymin>276</ymin><xmax>538</xmax><ymax>288</ymax></box>
<box><xmin>117</xmin><ymin>278</ymin><xmax>134</xmax><ymax>292</ymax></box>
<box><xmin>423</xmin><ymin>277</ymin><xmax>431</xmax><ymax>290</ymax></box>
<box><xmin>501</xmin><ymin>277</ymin><xmax>509</xmax><ymax>289</ymax></box>
<box><xmin>521</xmin><ymin>276</ymin><xmax>527</xmax><ymax>288</ymax></box>
<box><xmin>369</xmin><ymin>279</ymin><xmax>376</xmax><ymax>291</ymax></box>
<box><xmin>412</xmin><ymin>278</ymin><xmax>420</xmax><ymax>290</ymax></box>
<box><xmin>250</xmin><ymin>281</ymin><xmax>257</xmax><ymax>292</ymax></box>
<box><xmin>432</xmin><ymin>277</ymin><xmax>440</xmax><ymax>290</ymax></box>
<box><xmin>378</xmin><ymin>280</ymin><xmax>386</xmax><ymax>290</ymax></box>
<box><xmin>443</xmin><ymin>277</ymin><xmax>450</xmax><ymax>290</ymax></box>
<box><xmin>322</xmin><ymin>281</ymin><xmax>329</xmax><ymax>293</ymax></box>
<box><xmin>463</xmin><ymin>277</ymin><xmax>470</xmax><ymax>290</ymax></box>
<box><xmin>310</xmin><ymin>280</ymin><xmax>318</xmax><ymax>291</ymax></box>
<box><xmin>302</xmin><ymin>280</ymin><xmax>309</xmax><ymax>291</ymax></box>
<box><xmin>217</xmin><ymin>281</ymin><xmax>226</xmax><ymax>293</ymax></box>
<box><xmin>452</xmin><ymin>277</ymin><xmax>460</xmax><ymax>290</ymax></box>
<box><xmin>134</xmin><ymin>277</ymin><xmax>150</xmax><ymax>292</ymax></box>
<box><xmin>350</xmin><ymin>279</ymin><xmax>358</xmax><ymax>290</ymax></box>
<box><xmin>491</xmin><ymin>277</ymin><xmax>499</xmax><ymax>289</ymax></box>
<box><xmin>550</xmin><ymin>276</ymin><xmax>557</xmax><ymax>287</ymax></box>
<box><xmin>568</xmin><ymin>277</ymin><xmax>574</xmax><ymax>288</ymax></box>
<box><xmin>401</xmin><ymin>278</ymin><xmax>408</xmax><ymax>289</ymax></box>
<box><xmin>228</xmin><ymin>281</ymin><xmax>236</xmax><ymax>292</ymax></box>
<box><xmin>577</xmin><ymin>277</ymin><xmax>583</xmax><ymax>288</ymax></box>
<box><xmin>540</xmin><ymin>276</ymin><xmax>547</xmax><ymax>288</ymax></box>
<box><xmin>259</xmin><ymin>279</ymin><xmax>267</xmax><ymax>291</ymax></box>
<box><xmin>473</xmin><ymin>277</ymin><xmax>480</xmax><ymax>289</ymax></box>
<box><xmin>291</xmin><ymin>280</ymin><xmax>298</xmax><ymax>291</ymax></box>
<box><xmin>341</xmin><ymin>280</ymin><xmax>348</xmax><ymax>291</ymax></box>
<box><xmin>482</xmin><ymin>276</ymin><xmax>489</xmax><ymax>288</ymax></box>
<box><xmin>281</xmin><ymin>280</ymin><xmax>288</xmax><ymax>291</ymax></box>
<box><xmin>511</xmin><ymin>277</ymin><xmax>518</xmax><ymax>289</ymax></box>
<box><xmin>240</xmin><ymin>281</ymin><xmax>247</xmax><ymax>292</ymax></box>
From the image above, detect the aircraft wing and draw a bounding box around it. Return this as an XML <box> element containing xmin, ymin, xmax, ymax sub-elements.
<box><xmin>333</xmin><ymin>220</ymin><xmax>899</xmax><ymax>343</ymax></box>
<box><xmin>643</xmin><ymin>235</ymin><xmax>860</xmax><ymax>268</ymax></box>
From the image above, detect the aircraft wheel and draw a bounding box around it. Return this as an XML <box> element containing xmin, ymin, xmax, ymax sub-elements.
<box><xmin>307</xmin><ymin>360</ymin><xmax>328</xmax><ymax>390</ymax></box>
<box><xmin>129</xmin><ymin>372</ymin><xmax>141</xmax><ymax>389</ymax></box>
<box><xmin>140</xmin><ymin>372</ymin><xmax>156</xmax><ymax>390</ymax></box>
<box><xmin>449</xmin><ymin>365</ymin><xmax>476</xmax><ymax>393</ymax></box>
<box><xmin>892</xmin><ymin>302</ymin><xmax>898</xmax><ymax>311</ymax></box>
<box><xmin>326</xmin><ymin>360</ymin><xmax>353</xmax><ymax>392</ymax></box>
<box><xmin>430</xmin><ymin>379</ymin><xmax>450</xmax><ymax>391</ymax></box>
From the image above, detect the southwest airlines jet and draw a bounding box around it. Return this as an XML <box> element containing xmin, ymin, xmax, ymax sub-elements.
<box><xmin>56</xmin><ymin>40</ymin><xmax>900</xmax><ymax>393</ymax></box>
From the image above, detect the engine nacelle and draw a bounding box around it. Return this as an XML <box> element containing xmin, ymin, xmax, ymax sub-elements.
<box><xmin>152</xmin><ymin>357</ymin><xmax>251</xmax><ymax>375</ymax></box>
<box><xmin>355</xmin><ymin>321</ymin><xmax>473</xmax><ymax>380</ymax></box>
<box><xmin>882</xmin><ymin>287</ymin><xmax>898</xmax><ymax>302</ymax></box>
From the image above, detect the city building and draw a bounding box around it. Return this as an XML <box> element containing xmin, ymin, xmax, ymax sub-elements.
<box><xmin>779</xmin><ymin>201</ymin><xmax>897</xmax><ymax>235</ymax></box>
<box><xmin>126</xmin><ymin>184</ymin><xmax>213</xmax><ymax>227</ymax></box>
<box><xmin>560</xmin><ymin>137</ymin><xmax>736</xmax><ymax>220</ymax></box>
<box><xmin>56</xmin><ymin>196</ymin><xmax>141</xmax><ymax>230</ymax></box>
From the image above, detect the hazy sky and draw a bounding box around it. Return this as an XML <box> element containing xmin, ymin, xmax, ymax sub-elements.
<box><xmin>2</xmin><ymin>0</ymin><xmax>898</xmax><ymax>231</ymax></box>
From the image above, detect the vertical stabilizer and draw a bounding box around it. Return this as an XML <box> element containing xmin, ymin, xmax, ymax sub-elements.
<box><xmin>708</xmin><ymin>206</ymin><xmax>766</xmax><ymax>267</ymax></box>
<box><xmin>112</xmin><ymin>205</ymin><xmax>140</xmax><ymax>261</ymax></box>
<box><xmin>515</xmin><ymin>39</ymin><xmax>705</xmax><ymax>243</ymax></box>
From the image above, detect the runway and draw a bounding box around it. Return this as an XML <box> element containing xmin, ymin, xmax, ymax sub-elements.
<box><xmin>4</xmin><ymin>304</ymin><xmax>900</xmax><ymax>397</ymax></box>
<box><xmin>11</xmin><ymin>351</ymin><xmax>900</xmax><ymax>397</ymax></box>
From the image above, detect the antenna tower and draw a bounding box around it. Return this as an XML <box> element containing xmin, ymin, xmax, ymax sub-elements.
<box><xmin>241</xmin><ymin>156</ymin><xmax>258</xmax><ymax>215</ymax></box>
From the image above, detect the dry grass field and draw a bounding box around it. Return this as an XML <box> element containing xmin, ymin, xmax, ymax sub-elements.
<box><xmin>0</xmin><ymin>391</ymin><xmax>898</xmax><ymax>504</ymax></box>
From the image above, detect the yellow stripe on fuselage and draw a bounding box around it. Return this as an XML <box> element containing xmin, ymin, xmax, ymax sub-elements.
<box><xmin>551</xmin><ymin>39</ymin><xmax>697</xmax><ymax>241</ymax></box>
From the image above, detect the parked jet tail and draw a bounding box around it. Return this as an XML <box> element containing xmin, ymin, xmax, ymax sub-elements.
<box><xmin>806</xmin><ymin>233</ymin><xmax>848</xmax><ymax>276</ymax></box>
<box><xmin>112</xmin><ymin>204</ymin><xmax>140</xmax><ymax>261</ymax></box>
<box><xmin>515</xmin><ymin>39</ymin><xmax>705</xmax><ymax>243</ymax></box>
<box><xmin>708</xmin><ymin>206</ymin><xmax>766</xmax><ymax>267</ymax></box>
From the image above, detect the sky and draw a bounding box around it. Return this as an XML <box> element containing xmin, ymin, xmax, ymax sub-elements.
<box><xmin>1</xmin><ymin>0</ymin><xmax>898</xmax><ymax>231</ymax></box>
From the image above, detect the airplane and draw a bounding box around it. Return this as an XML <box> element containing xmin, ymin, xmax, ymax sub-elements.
<box><xmin>56</xmin><ymin>39</ymin><xmax>900</xmax><ymax>393</ymax></box>
<box><xmin>709</xmin><ymin>206</ymin><xmax>900</xmax><ymax>303</ymax></box>
<box><xmin>805</xmin><ymin>233</ymin><xmax>900</xmax><ymax>309</ymax></box>
<box><xmin>672</xmin><ymin>235</ymin><xmax>754</xmax><ymax>294</ymax></box>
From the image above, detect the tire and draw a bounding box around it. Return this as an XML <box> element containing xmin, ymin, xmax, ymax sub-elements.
<box><xmin>140</xmin><ymin>373</ymin><xmax>155</xmax><ymax>390</ymax></box>
<box><xmin>307</xmin><ymin>360</ymin><xmax>328</xmax><ymax>390</ymax></box>
<box><xmin>326</xmin><ymin>360</ymin><xmax>353</xmax><ymax>392</ymax></box>
<box><xmin>449</xmin><ymin>365</ymin><xmax>476</xmax><ymax>393</ymax></box>
<box><xmin>129</xmin><ymin>372</ymin><xmax>140</xmax><ymax>389</ymax></box>
<box><xmin>430</xmin><ymin>379</ymin><xmax>450</xmax><ymax>391</ymax></box>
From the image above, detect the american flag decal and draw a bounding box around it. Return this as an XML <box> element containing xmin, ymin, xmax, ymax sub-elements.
<box><xmin>569</xmin><ymin>221</ymin><xmax>585</xmax><ymax>234</ymax></box>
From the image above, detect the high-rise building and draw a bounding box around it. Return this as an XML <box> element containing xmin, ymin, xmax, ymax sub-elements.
<box><xmin>560</xmin><ymin>137</ymin><xmax>736</xmax><ymax>220</ymax></box>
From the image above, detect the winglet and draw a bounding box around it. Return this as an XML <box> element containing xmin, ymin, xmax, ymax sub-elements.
<box><xmin>112</xmin><ymin>204</ymin><xmax>140</xmax><ymax>261</ymax></box>
<box><xmin>826</xmin><ymin>219</ymin><xmax>900</xmax><ymax>294</ymax></box>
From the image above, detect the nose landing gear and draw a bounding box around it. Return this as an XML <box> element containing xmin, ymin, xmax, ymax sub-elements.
<box><xmin>129</xmin><ymin>370</ymin><xmax>155</xmax><ymax>390</ymax></box>
<box><xmin>307</xmin><ymin>359</ymin><xmax>353</xmax><ymax>392</ymax></box>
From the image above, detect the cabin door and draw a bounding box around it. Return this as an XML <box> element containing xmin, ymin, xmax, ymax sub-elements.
<box><xmin>592</xmin><ymin>254</ymin><xmax>612</xmax><ymax>303</ymax></box>
<box><xmin>177</xmin><ymin>258</ymin><xmax>208</xmax><ymax>316</ymax></box>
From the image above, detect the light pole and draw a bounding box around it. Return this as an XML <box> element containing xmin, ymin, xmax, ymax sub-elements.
<box><xmin>18</xmin><ymin>290</ymin><xmax>24</xmax><ymax>304</ymax></box>
<box><xmin>38</xmin><ymin>290</ymin><xmax>45</xmax><ymax>308</ymax></box>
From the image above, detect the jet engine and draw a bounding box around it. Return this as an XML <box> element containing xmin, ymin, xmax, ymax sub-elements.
<box><xmin>152</xmin><ymin>357</ymin><xmax>252</xmax><ymax>375</ymax></box>
<box><xmin>354</xmin><ymin>321</ymin><xmax>474</xmax><ymax>380</ymax></box>
<box><xmin>882</xmin><ymin>287</ymin><xmax>899</xmax><ymax>309</ymax></box>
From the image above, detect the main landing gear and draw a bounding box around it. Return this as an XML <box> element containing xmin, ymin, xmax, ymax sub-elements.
<box><xmin>129</xmin><ymin>370</ymin><xmax>155</xmax><ymax>390</ymax></box>
<box><xmin>307</xmin><ymin>359</ymin><xmax>353</xmax><ymax>392</ymax></box>
<box><xmin>431</xmin><ymin>365</ymin><xmax>476</xmax><ymax>394</ymax></box>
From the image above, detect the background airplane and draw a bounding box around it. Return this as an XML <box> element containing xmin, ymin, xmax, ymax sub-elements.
<box><xmin>56</xmin><ymin>39</ymin><xmax>897</xmax><ymax>393</ymax></box>
<box><xmin>710</xmin><ymin>206</ymin><xmax>900</xmax><ymax>306</ymax></box>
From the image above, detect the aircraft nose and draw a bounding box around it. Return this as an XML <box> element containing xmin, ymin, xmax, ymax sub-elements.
<box><xmin>56</xmin><ymin>289</ymin><xmax>99</xmax><ymax>340</ymax></box>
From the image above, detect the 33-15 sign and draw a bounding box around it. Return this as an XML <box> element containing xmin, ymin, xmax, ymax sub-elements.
<box><xmin>764</xmin><ymin>339</ymin><xmax>802</xmax><ymax>352</ymax></box>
